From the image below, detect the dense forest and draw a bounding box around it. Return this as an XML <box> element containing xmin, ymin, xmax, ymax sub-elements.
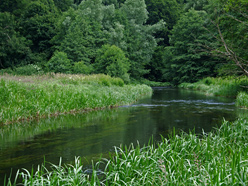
<box><xmin>0</xmin><ymin>0</ymin><xmax>247</xmax><ymax>85</ymax></box>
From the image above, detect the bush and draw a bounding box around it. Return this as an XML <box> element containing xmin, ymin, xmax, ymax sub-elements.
<box><xmin>95</xmin><ymin>45</ymin><xmax>130</xmax><ymax>82</ymax></box>
<box><xmin>72</xmin><ymin>61</ymin><xmax>93</xmax><ymax>74</ymax></box>
<box><xmin>0</xmin><ymin>68</ymin><xmax>14</xmax><ymax>75</ymax></box>
<box><xmin>47</xmin><ymin>51</ymin><xmax>71</xmax><ymax>73</ymax></box>
<box><xmin>14</xmin><ymin>64</ymin><xmax>43</xmax><ymax>75</ymax></box>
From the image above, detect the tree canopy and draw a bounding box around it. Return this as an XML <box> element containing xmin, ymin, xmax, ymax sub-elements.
<box><xmin>0</xmin><ymin>0</ymin><xmax>247</xmax><ymax>84</ymax></box>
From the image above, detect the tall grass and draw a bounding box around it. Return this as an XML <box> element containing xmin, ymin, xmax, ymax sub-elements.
<box><xmin>236</xmin><ymin>92</ymin><xmax>248</xmax><ymax>108</ymax></box>
<box><xmin>0</xmin><ymin>74</ymin><xmax>152</xmax><ymax>125</ymax></box>
<box><xmin>179</xmin><ymin>76</ymin><xmax>248</xmax><ymax>97</ymax></box>
<box><xmin>7</xmin><ymin>118</ymin><xmax>248</xmax><ymax>185</ymax></box>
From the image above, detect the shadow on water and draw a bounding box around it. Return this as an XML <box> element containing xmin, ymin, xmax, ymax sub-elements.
<box><xmin>0</xmin><ymin>87</ymin><xmax>247</xmax><ymax>183</ymax></box>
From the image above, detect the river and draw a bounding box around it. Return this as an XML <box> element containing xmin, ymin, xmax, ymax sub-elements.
<box><xmin>0</xmin><ymin>88</ymin><xmax>246</xmax><ymax>183</ymax></box>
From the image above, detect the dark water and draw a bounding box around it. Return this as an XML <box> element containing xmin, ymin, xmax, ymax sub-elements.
<box><xmin>0</xmin><ymin>88</ymin><xmax>246</xmax><ymax>183</ymax></box>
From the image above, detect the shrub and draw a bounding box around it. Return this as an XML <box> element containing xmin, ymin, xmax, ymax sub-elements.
<box><xmin>14</xmin><ymin>64</ymin><xmax>43</xmax><ymax>75</ymax></box>
<box><xmin>95</xmin><ymin>45</ymin><xmax>130</xmax><ymax>82</ymax></box>
<box><xmin>47</xmin><ymin>51</ymin><xmax>71</xmax><ymax>73</ymax></box>
<box><xmin>72</xmin><ymin>61</ymin><xmax>93</xmax><ymax>74</ymax></box>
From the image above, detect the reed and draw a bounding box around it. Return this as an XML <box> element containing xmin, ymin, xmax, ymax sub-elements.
<box><xmin>0</xmin><ymin>74</ymin><xmax>152</xmax><ymax>125</ymax></box>
<box><xmin>6</xmin><ymin>118</ymin><xmax>248</xmax><ymax>185</ymax></box>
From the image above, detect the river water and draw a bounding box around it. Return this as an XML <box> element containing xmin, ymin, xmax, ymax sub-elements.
<box><xmin>0</xmin><ymin>88</ymin><xmax>246</xmax><ymax>183</ymax></box>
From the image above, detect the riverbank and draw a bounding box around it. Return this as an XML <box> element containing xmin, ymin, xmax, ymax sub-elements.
<box><xmin>179</xmin><ymin>76</ymin><xmax>248</xmax><ymax>108</ymax></box>
<box><xmin>6</xmin><ymin>118</ymin><xmax>248</xmax><ymax>185</ymax></box>
<box><xmin>5</xmin><ymin>76</ymin><xmax>248</xmax><ymax>185</ymax></box>
<box><xmin>0</xmin><ymin>73</ymin><xmax>152</xmax><ymax>125</ymax></box>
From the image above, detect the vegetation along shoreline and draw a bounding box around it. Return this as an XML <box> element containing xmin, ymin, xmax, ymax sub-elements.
<box><xmin>0</xmin><ymin>73</ymin><xmax>153</xmax><ymax>125</ymax></box>
<box><xmin>3</xmin><ymin>75</ymin><xmax>248</xmax><ymax>185</ymax></box>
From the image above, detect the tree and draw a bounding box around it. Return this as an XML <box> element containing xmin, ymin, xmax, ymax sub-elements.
<box><xmin>95</xmin><ymin>44</ymin><xmax>130</xmax><ymax>81</ymax></box>
<box><xmin>47</xmin><ymin>51</ymin><xmax>71</xmax><ymax>73</ymax></box>
<box><xmin>145</xmin><ymin>0</ymin><xmax>181</xmax><ymax>45</ymax></box>
<box><xmin>165</xmin><ymin>9</ymin><xmax>218</xmax><ymax>84</ymax></box>
<box><xmin>54</xmin><ymin>0</ymin><xmax>106</xmax><ymax>64</ymax></box>
<box><xmin>119</xmin><ymin>0</ymin><xmax>165</xmax><ymax>79</ymax></box>
<box><xmin>53</xmin><ymin>0</ymin><xmax>74</xmax><ymax>12</ymax></box>
<box><xmin>0</xmin><ymin>12</ymin><xmax>30</xmax><ymax>69</ymax></box>
<box><xmin>59</xmin><ymin>16</ymin><xmax>105</xmax><ymax>64</ymax></box>
<box><xmin>19</xmin><ymin>0</ymin><xmax>58</xmax><ymax>62</ymax></box>
<box><xmin>204</xmin><ymin>0</ymin><xmax>248</xmax><ymax>76</ymax></box>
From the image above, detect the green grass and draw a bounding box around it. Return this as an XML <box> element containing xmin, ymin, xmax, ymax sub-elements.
<box><xmin>179</xmin><ymin>76</ymin><xmax>248</xmax><ymax>97</ymax></box>
<box><xmin>236</xmin><ymin>92</ymin><xmax>248</xmax><ymax>108</ymax></box>
<box><xmin>4</xmin><ymin>75</ymin><xmax>248</xmax><ymax>185</ymax></box>
<box><xmin>6</xmin><ymin>118</ymin><xmax>248</xmax><ymax>185</ymax></box>
<box><xmin>0</xmin><ymin>73</ymin><xmax>152</xmax><ymax>125</ymax></box>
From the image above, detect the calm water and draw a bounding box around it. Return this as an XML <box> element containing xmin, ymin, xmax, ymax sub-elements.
<box><xmin>0</xmin><ymin>88</ymin><xmax>246</xmax><ymax>183</ymax></box>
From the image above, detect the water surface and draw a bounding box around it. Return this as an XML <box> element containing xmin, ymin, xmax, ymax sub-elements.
<box><xmin>0</xmin><ymin>88</ymin><xmax>246</xmax><ymax>183</ymax></box>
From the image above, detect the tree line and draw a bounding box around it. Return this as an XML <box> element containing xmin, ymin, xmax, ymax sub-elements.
<box><xmin>0</xmin><ymin>0</ymin><xmax>247</xmax><ymax>84</ymax></box>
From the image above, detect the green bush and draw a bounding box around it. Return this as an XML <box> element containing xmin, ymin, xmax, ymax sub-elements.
<box><xmin>72</xmin><ymin>61</ymin><xmax>93</xmax><ymax>74</ymax></box>
<box><xmin>47</xmin><ymin>51</ymin><xmax>72</xmax><ymax>73</ymax></box>
<box><xmin>95</xmin><ymin>45</ymin><xmax>130</xmax><ymax>82</ymax></box>
<box><xmin>0</xmin><ymin>68</ymin><xmax>14</xmax><ymax>75</ymax></box>
<box><xmin>14</xmin><ymin>64</ymin><xmax>43</xmax><ymax>75</ymax></box>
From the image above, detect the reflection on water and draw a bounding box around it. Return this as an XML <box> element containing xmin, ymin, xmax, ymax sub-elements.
<box><xmin>0</xmin><ymin>88</ymin><xmax>246</xmax><ymax>183</ymax></box>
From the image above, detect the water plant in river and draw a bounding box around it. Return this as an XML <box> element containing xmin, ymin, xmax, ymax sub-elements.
<box><xmin>7</xmin><ymin>118</ymin><xmax>248</xmax><ymax>185</ymax></box>
<box><xmin>0</xmin><ymin>74</ymin><xmax>152</xmax><ymax>125</ymax></box>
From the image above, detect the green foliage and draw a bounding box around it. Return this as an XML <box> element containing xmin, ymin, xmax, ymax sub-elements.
<box><xmin>7</xmin><ymin>118</ymin><xmax>248</xmax><ymax>185</ymax></box>
<box><xmin>47</xmin><ymin>51</ymin><xmax>71</xmax><ymax>73</ymax></box>
<box><xmin>53</xmin><ymin>0</ymin><xmax>74</xmax><ymax>11</ymax></box>
<box><xmin>72</xmin><ymin>61</ymin><xmax>93</xmax><ymax>74</ymax></box>
<box><xmin>0</xmin><ymin>74</ymin><xmax>151</xmax><ymax>124</ymax></box>
<box><xmin>0</xmin><ymin>12</ymin><xmax>31</xmax><ymax>69</ymax></box>
<box><xmin>95</xmin><ymin>45</ymin><xmax>130</xmax><ymax>82</ymax></box>
<box><xmin>179</xmin><ymin>76</ymin><xmax>248</xmax><ymax>97</ymax></box>
<box><xmin>204</xmin><ymin>0</ymin><xmax>248</xmax><ymax>76</ymax></box>
<box><xmin>145</xmin><ymin>0</ymin><xmax>181</xmax><ymax>45</ymax></box>
<box><xmin>14</xmin><ymin>64</ymin><xmax>43</xmax><ymax>76</ymax></box>
<box><xmin>184</xmin><ymin>0</ymin><xmax>208</xmax><ymax>11</ymax></box>
<box><xmin>165</xmin><ymin>9</ymin><xmax>218</xmax><ymax>85</ymax></box>
<box><xmin>236</xmin><ymin>92</ymin><xmax>248</xmax><ymax>108</ymax></box>
<box><xmin>19</xmin><ymin>0</ymin><xmax>58</xmax><ymax>59</ymax></box>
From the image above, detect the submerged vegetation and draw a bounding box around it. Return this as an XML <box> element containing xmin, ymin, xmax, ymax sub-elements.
<box><xmin>6</xmin><ymin>118</ymin><xmax>248</xmax><ymax>185</ymax></box>
<box><xmin>0</xmin><ymin>74</ymin><xmax>152</xmax><ymax>125</ymax></box>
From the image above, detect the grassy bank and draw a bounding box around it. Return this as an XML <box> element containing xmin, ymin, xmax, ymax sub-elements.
<box><xmin>6</xmin><ymin>118</ymin><xmax>248</xmax><ymax>185</ymax></box>
<box><xmin>4</xmin><ymin>76</ymin><xmax>248</xmax><ymax>185</ymax></box>
<box><xmin>0</xmin><ymin>73</ymin><xmax>152</xmax><ymax>125</ymax></box>
<box><xmin>179</xmin><ymin>76</ymin><xmax>248</xmax><ymax>108</ymax></box>
<box><xmin>179</xmin><ymin>76</ymin><xmax>248</xmax><ymax>97</ymax></box>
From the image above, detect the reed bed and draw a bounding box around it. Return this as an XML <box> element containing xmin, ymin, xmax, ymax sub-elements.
<box><xmin>0</xmin><ymin>74</ymin><xmax>152</xmax><ymax>125</ymax></box>
<box><xmin>179</xmin><ymin>76</ymin><xmax>248</xmax><ymax>97</ymax></box>
<box><xmin>6</xmin><ymin>118</ymin><xmax>248</xmax><ymax>185</ymax></box>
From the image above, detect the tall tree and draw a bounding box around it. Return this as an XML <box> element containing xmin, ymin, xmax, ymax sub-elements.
<box><xmin>165</xmin><ymin>9</ymin><xmax>218</xmax><ymax>84</ymax></box>
<box><xmin>19</xmin><ymin>0</ymin><xmax>58</xmax><ymax>63</ymax></box>
<box><xmin>204</xmin><ymin>0</ymin><xmax>248</xmax><ymax>76</ymax></box>
<box><xmin>0</xmin><ymin>12</ymin><xmax>30</xmax><ymax>69</ymax></box>
<box><xmin>119</xmin><ymin>0</ymin><xmax>165</xmax><ymax>79</ymax></box>
<box><xmin>145</xmin><ymin>0</ymin><xmax>181</xmax><ymax>45</ymax></box>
